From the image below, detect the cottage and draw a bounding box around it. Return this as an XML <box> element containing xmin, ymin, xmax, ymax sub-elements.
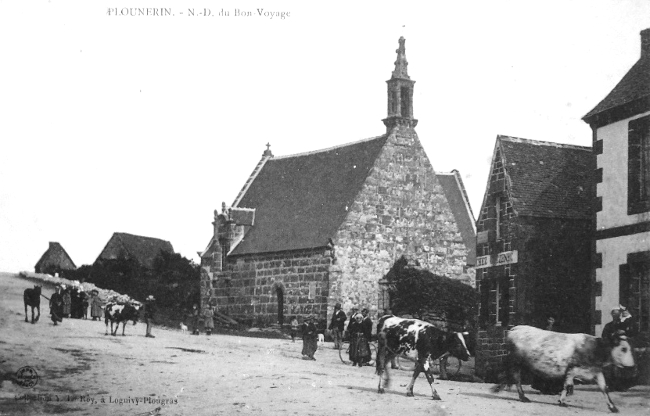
<box><xmin>473</xmin><ymin>135</ymin><xmax>593</xmax><ymax>382</ymax></box>
<box><xmin>35</xmin><ymin>241</ymin><xmax>76</xmax><ymax>274</ymax></box>
<box><xmin>199</xmin><ymin>37</ymin><xmax>476</xmax><ymax>327</ymax></box>
<box><xmin>95</xmin><ymin>232</ymin><xmax>174</xmax><ymax>269</ymax></box>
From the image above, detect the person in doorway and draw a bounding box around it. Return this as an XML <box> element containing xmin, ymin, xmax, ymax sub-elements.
<box><xmin>301</xmin><ymin>315</ymin><xmax>318</xmax><ymax>360</ymax></box>
<box><xmin>328</xmin><ymin>303</ymin><xmax>347</xmax><ymax>350</ymax></box>
<box><xmin>144</xmin><ymin>295</ymin><xmax>156</xmax><ymax>338</ymax></box>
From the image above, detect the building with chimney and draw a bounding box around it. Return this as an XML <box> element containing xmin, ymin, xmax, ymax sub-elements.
<box><xmin>199</xmin><ymin>38</ymin><xmax>476</xmax><ymax>328</ymax></box>
<box><xmin>35</xmin><ymin>242</ymin><xmax>77</xmax><ymax>274</ymax></box>
<box><xmin>473</xmin><ymin>135</ymin><xmax>593</xmax><ymax>381</ymax></box>
<box><xmin>583</xmin><ymin>29</ymin><xmax>650</xmax><ymax>339</ymax></box>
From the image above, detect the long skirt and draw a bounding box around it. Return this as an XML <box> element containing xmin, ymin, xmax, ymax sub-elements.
<box><xmin>91</xmin><ymin>301</ymin><xmax>103</xmax><ymax>318</ymax></box>
<box><xmin>51</xmin><ymin>304</ymin><xmax>64</xmax><ymax>323</ymax></box>
<box><xmin>63</xmin><ymin>299</ymin><xmax>71</xmax><ymax>316</ymax></box>
<box><xmin>349</xmin><ymin>333</ymin><xmax>370</xmax><ymax>363</ymax></box>
<box><xmin>302</xmin><ymin>336</ymin><xmax>318</xmax><ymax>358</ymax></box>
<box><xmin>204</xmin><ymin>317</ymin><xmax>214</xmax><ymax>329</ymax></box>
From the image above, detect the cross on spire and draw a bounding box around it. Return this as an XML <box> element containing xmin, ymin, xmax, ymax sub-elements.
<box><xmin>263</xmin><ymin>142</ymin><xmax>274</xmax><ymax>157</ymax></box>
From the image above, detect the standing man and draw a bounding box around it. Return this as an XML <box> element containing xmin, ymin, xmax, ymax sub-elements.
<box><xmin>144</xmin><ymin>295</ymin><xmax>156</xmax><ymax>338</ymax></box>
<box><xmin>328</xmin><ymin>302</ymin><xmax>347</xmax><ymax>350</ymax></box>
<box><xmin>361</xmin><ymin>308</ymin><xmax>373</xmax><ymax>366</ymax></box>
<box><xmin>49</xmin><ymin>285</ymin><xmax>64</xmax><ymax>326</ymax></box>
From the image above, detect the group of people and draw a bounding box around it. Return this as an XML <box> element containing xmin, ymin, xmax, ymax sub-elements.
<box><xmin>48</xmin><ymin>285</ymin><xmax>111</xmax><ymax>325</ymax></box>
<box><xmin>187</xmin><ymin>303</ymin><xmax>216</xmax><ymax>335</ymax></box>
<box><xmin>295</xmin><ymin>303</ymin><xmax>374</xmax><ymax>365</ymax></box>
<box><xmin>47</xmin><ymin>284</ymin><xmax>157</xmax><ymax>338</ymax></box>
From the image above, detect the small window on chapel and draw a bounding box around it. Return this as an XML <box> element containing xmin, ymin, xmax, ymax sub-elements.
<box><xmin>400</xmin><ymin>87</ymin><xmax>410</xmax><ymax>118</ymax></box>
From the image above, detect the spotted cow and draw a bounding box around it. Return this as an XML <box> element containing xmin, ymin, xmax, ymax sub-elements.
<box><xmin>492</xmin><ymin>325</ymin><xmax>635</xmax><ymax>413</ymax></box>
<box><xmin>376</xmin><ymin>316</ymin><xmax>471</xmax><ymax>400</ymax></box>
<box><xmin>104</xmin><ymin>302</ymin><xmax>141</xmax><ymax>336</ymax></box>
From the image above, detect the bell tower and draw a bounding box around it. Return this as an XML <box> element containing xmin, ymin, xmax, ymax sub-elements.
<box><xmin>383</xmin><ymin>37</ymin><xmax>417</xmax><ymax>131</ymax></box>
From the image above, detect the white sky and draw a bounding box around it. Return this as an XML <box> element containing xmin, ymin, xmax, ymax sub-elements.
<box><xmin>1</xmin><ymin>0</ymin><xmax>649</xmax><ymax>272</ymax></box>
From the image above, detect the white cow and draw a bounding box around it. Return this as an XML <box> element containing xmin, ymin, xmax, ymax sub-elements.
<box><xmin>492</xmin><ymin>325</ymin><xmax>635</xmax><ymax>413</ymax></box>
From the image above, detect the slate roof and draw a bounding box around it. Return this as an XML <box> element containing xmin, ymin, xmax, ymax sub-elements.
<box><xmin>436</xmin><ymin>171</ymin><xmax>477</xmax><ymax>265</ymax></box>
<box><xmin>498</xmin><ymin>136</ymin><xmax>592</xmax><ymax>220</ymax></box>
<box><xmin>97</xmin><ymin>232</ymin><xmax>174</xmax><ymax>269</ymax></box>
<box><xmin>230</xmin><ymin>136</ymin><xmax>388</xmax><ymax>255</ymax></box>
<box><xmin>583</xmin><ymin>30</ymin><xmax>650</xmax><ymax>124</ymax></box>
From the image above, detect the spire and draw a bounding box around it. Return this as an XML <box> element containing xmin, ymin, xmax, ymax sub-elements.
<box><xmin>383</xmin><ymin>37</ymin><xmax>417</xmax><ymax>131</ymax></box>
<box><xmin>392</xmin><ymin>36</ymin><xmax>410</xmax><ymax>79</ymax></box>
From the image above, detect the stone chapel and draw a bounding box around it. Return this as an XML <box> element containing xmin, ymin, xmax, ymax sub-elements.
<box><xmin>199</xmin><ymin>37</ymin><xmax>476</xmax><ymax>327</ymax></box>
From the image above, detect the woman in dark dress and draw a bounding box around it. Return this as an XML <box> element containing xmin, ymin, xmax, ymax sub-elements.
<box><xmin>50</xmin><ymin>285</ymin><xmax>64</xmax><ymax>325</ymax></box>
<box><xmin>348</xmin><ymin>314</ymin><xmax>370</xmax><ymax>366</ymax></box>
<box><xmin>301</xmin><ymin>315</ymin><xmax>318</xmax><ymax>360</ymax></box>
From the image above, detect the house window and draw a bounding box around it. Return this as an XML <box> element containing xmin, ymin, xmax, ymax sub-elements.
<box><xmin>621</xmin><ymin>259</ymin><xmax>650</xmax><ymax>332</ymax></box>
<box><xmin>490</xmin><ymin>276</ymin><xmax>509</xmax><ymax>327</ymax></box>
<box><xmin>628</xmin><ymin>115</ymin><xmax>650</xmax><ymax>214</ymax></box>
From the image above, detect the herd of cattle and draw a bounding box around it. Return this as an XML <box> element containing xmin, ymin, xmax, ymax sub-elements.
<box><xmin>23</xmin><ymin>284</ymin><xmax>637</xmax><ymax>413</ymax></box>
<box><xmin>376</xmin><ymin>316</ymin><xmax>635</xmax><ymax>413</ymax></box>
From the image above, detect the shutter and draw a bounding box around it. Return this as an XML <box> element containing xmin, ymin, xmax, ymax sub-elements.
<box><xmin>629</xmin><ymin>117</ymin><xmax>646</xmax><ymax>212</ymax></box>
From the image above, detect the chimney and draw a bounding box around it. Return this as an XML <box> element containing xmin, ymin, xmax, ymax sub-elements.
<box><xmin>642</xmin><ymin>28</ymin><xmax>650</xmax><ymax>59</ymax></box>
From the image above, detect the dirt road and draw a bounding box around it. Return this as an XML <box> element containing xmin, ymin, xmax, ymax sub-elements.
<box><xmin>1</xmin><ymin>272</ymin><xmax>648</xmax><ymax>416</ymax></box>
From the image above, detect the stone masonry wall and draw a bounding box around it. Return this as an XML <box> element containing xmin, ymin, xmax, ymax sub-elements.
<box><xmin>206</xmin><ymin>247</ymin><xmax>333</xmax><ymax>328</ymax></box>
<box><xmin>332</xmin><ymin>125</ymin><xmax>474</xmax><ymax>323</ymax></box>
<box><xmin>475</xmin><ymin>327</ymin><xmax>508</xmax><ymax>382</ymax></box>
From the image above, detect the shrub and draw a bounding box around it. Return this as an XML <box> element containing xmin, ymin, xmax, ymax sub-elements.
<box><xmin>386</xmin><ymin>256</ymin><xmax>478</xmax><ymax>330</ymax></box>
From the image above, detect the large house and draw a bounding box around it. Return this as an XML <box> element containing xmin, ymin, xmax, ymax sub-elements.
<box><xmin>473</xmin><ymin>135</ymin><xmax>593</xmax><ymax>381</ymax></box>
<box><xmin>582</xmin><ymin>28</ymin><xmax>650</xmax><ymax>340</ymax></box>
<box><xmin>199</xmin><ymin>37</ymin><xmax>476</xmax><ymax>327</ymax></box>
<box><xmin>95</xmin><ymin>232</ymin><xmax>174</xmax><ymax>269</ymax></box>
<box><xmin>35</xmin><ymin>241</ymin><xmax>77</xmax><ymax>274</ymax></box>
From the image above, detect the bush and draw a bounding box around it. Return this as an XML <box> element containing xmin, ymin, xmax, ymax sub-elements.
<box><xmin>386</xmin><ymin>256</ymin><xmax>478</xmax><ymax>330</ymax></box>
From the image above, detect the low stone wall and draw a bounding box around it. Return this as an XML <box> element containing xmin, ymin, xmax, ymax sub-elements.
<box><xmin>17</xmin><ymin>271</ymin><xmax>135</xmax><ymax>303</ymax></box>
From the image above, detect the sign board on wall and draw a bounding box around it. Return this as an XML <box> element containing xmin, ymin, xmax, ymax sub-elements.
<box><xmin>475</xmin><ymin>255</ymin><xmax>492</xmax><ymax>269</ymax></box>
<box><xmin>495</xmin><ymin>250</ymin><xmax>518</xmax><ymax>266</ymax></box>
<box><xmin>475</xmin><ymin>250</ymin><xmax>518</xmax><ymax>269</ymax></box>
